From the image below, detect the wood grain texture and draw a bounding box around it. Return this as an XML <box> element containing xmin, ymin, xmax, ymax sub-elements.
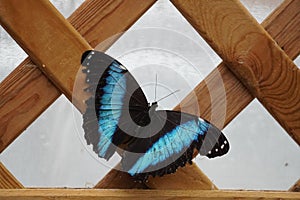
<box><xmin>146</xmin><ymin>163</ymin><xmax>217</xmax><ymax>190</ymax></box>
<box><xmin>0</xmin><ymin>189</ymin><xmax>299</xmax><ymax>200</ymax></box>
<box><xmin>94</xmin><ymin>163</ymin><xmax>148</xmax><ymax>189</ymax></box>
<box><xmin>289</xmin><ymin>179</ymin><xmax>300</xmax><ymax>192</ymax></box>
<box><xmin>174</xmin><ymin>63</ymin><xmax>252</xmax><ymax>129</ymax></box>
<box><xmin>68</xmin><ymin>0</ymin><xmax>157</xmax><ymax>50</ymax></box>
<box><xmin>0</xmin><ymin>60</ymin><xmax>60</xmax><ymax>153</ymax></box>
<box><xmin>96</xmin><ymin>162</ymin><xmax>217</xmax><ymax>190</ymax></box>
<box><xmin>0</xmin><ymin>163</ymin><xmax>23</xmax><ymax>189</ymax></box>
<box><xmin>262</xmin><ymin>0</ymin><xmax>300</xmax><ymax>58</ymax></box>
<box><xmin>0</xmin><ymin>0</ymin><xmax>156</xmax><ymax>153</ymax></box>
<box><xmin>171</xmin><ymin>0</ymin><xmax>300</xmax><ymax>144</ymax></box>
<box><xmin>0</xmin><ymin>0</ymin><xmax>90</xmax><ymax>106</ymax></box>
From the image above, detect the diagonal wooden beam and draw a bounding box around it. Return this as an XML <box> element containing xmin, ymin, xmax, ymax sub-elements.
<box><xmin>262</xmin><ymin>0</ymin><xmax>300</xmax><ymax>57</ymax></box>
<box><xmin>0</xmin><ymin>0</ymin><xmax>156</xmax><ymax>153</ymax></box>
<box><xmin>0</xmin><ymin>162</ymin><xmax>23</xmax><ymax>189</ymax></box>
<box><xmin>289</xmin><ymin>179</ymin><xmax>300</xmax><ymax>192</ymax></box>
<box><xmin>172</xmin><ymin>0</ymin><xmax>300</xmax><ymax>144</ymax></box>
<box><xmin>0</xmin><ymin>59</ymin><xmax>61</xmax><ymax>153</ymax></box>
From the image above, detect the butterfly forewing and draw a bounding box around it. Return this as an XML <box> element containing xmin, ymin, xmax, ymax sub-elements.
<box><xmin>82</xmin><ymin>50</ymin><xmax>149</xmax><ymax>160</ymax></box>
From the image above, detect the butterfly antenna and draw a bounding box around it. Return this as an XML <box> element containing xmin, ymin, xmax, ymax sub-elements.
<box><xmin>156</xmin><ymin>89</ymin><xmax>180</xmax><ymax>103</ymax></box>
<box><xmin>154</xmin><ymin>74</ymin><xmax>158</xmax><ymax>102</ymax></box>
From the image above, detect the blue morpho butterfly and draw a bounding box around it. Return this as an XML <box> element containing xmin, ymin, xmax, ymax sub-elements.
<box><xmin>81</xmin><ymin>50</ymin><xmax>229</xmax><ymax>181</ymax></box>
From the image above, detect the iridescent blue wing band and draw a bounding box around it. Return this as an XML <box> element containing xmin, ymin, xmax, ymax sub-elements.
<box><xmin>121</xmin><ymin>110</ymin><xmax>229</xmax><ymax>181</ymax></box>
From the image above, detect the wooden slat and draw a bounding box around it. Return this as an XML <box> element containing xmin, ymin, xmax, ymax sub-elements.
<box><xmin>174</xmin><ymin>62</ymin><xmax>252</xmax><ymax>129</ymax></box>
<box><xmin>94</xmin><ymin>163</ymin><xmax>148</xmax><ymax>189</ymax></box>
<box><xmin>0</xmin><ymin>0</ymin><xmax>89</xmax><ymax>109</ymax></box>
<box><xmin>289</xmin><ymin>179</ymin><xmax>300</xmax><ymax>192</ymax></box>
<box><xmin>0</xmin><ymin>189</ymin><xmax>299</xmax><ymax>200</ymax></box>
<box><xmin>171</xmin><ymin>0</ymin><xmax>300</xmax><ymax>144</ymax></box>
<box><xmin>262</xmin><ymin>0</ymin><xmax>300</xmax><ymax>57</ymax></box>
<box><xmin>0</xmin><ymin>0</ymin><xmax>156</xmax><ymax>153</ymax></box>
<box><xmin>96</xmin><ymin>163</ymin><xmax>217</xmax><ymax>190</ymax></box>
<box><xmin>146</xmin><ymin>163</ymin><xmax>217</xmax><ymax>190</ymax></box>
<box><xmin>0</xmin><ymin>59</ymin><xmax>60</xmax><ymax>153</ymax></box>
<box><xmin>0</xmin><ymin>163</ymin><xmax>23</xmax><ymax>189</ymax></box>
<box><xmin>94</xmin><ymin>172</ymin><xmax>148</xmax><ymax>189</ymax></box>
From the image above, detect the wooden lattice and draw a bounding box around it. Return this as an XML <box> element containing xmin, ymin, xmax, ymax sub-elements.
<box><xmin>0</xmin><ymin>0</ymin><xmax>299</xmax><ymax>199</ymax></box>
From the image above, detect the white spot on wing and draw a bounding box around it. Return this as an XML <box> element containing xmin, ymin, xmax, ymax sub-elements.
<box><xmin>119</xmin><ymin>65</ymin><xmax>126</xmax><ymax>70</ymax></box>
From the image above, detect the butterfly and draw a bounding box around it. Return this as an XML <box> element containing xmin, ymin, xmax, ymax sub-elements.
<box><xmin>81</xmin><ymin>50</ymin><xmax>229</xmax><ymax>181</ymax></box>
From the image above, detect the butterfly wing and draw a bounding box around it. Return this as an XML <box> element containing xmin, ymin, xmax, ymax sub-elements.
<box><xmin>82</xmin><ymin>50</ymin><xmax>150</xmax><ymax>160</ymax></box>
<box><xmin>121</xmin><ymin>110</ymin><xmax>229</xmax><ymax>181</ymax></box>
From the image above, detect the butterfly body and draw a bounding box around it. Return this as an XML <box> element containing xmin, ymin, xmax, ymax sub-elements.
<box><xmin>82</xmin><ymin>50</ymin><xmax>229</xmax><ymax>181</ymax></box>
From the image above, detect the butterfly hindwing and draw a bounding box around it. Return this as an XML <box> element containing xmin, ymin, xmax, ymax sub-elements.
<box><xmin>121</xmin><ymin>110</ymin><xmax>229</xmax><ymax>181</ymax></box>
